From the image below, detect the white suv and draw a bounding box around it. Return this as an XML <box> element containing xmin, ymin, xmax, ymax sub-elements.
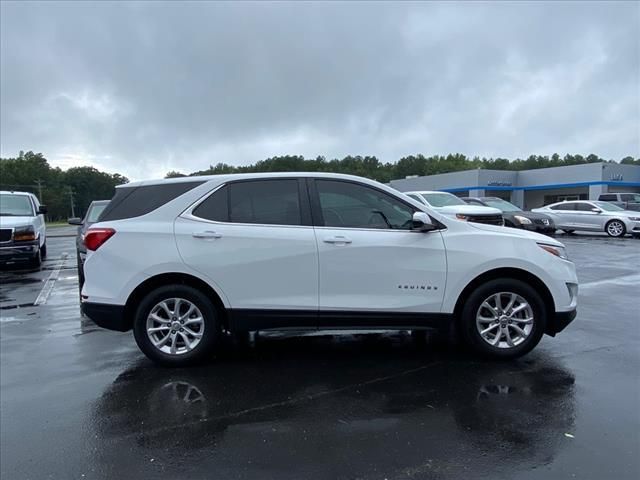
<box><xmin>81</xmin><ymin>173</ymin><xmax>578</xmax><ymax>366</ymax></box>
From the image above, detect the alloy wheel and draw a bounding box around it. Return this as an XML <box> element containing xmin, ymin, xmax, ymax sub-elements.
<box><xmin>475</xmin><ymin>292</ymin><xmax>534</xmax><ymax>349</ymax></box>
<box><xmin>146</xmin><ymin>298</ymin><xmax>205</xmax><ymax>355</ymax></box>
<box><xmin>607</xmin><ymin>221</ymin><xmax>624</xmax><ymax>237</ymax></box>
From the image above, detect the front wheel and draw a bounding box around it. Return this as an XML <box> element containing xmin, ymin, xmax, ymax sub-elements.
<box><xmin>460</xmin><ymin>279</ymin><xmax>547</xmax><ymax>359</ymax></box>
<box><xmin>133</xmin><ymin>285</ymin><xmax>220</xmax><ymax>366</ymax></box>
<box><xmin>605</xmin><ymin>220</ymin><xmax>626</xmax><ymax>238</ymax></box>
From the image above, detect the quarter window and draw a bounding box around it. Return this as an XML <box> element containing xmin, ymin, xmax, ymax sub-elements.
<box><xmin>316</xmin><ymin>180</ymin><xmax>414</xmax><ymax>230</ymax></box>
<box><xmin>193</xmin><ymin>180</ymin><xmax>302</xmax><ymax>226</ymax></box>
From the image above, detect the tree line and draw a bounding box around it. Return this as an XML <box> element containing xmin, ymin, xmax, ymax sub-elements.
<box><xmin>2</xmin><ymin>151</ymin><xmax>637</xmax><ymax>220</ymax></box>
<box><xmin>167</xmin><ymin>153</ymin><xmax>639</xmax><ymax>184</ymax></box>
<box><xmin>0</xmin><ymin>151</ymin><xmax>128</xmax><ymax>221</ymax></box>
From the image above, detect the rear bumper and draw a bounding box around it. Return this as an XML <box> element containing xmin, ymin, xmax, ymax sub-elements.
<box><xmin>0</xmin><ymin>242</ymin><xmax>39</xmax><ymax>262</ymax></box>
<box><xmin>546</xmin><ymin>308</ymin><xmax>577</xmax><ymax>337</ymax></box>
<box><xmin>81</xmin><ymin>302</ymin><xmax>129</xmax><ymax>331</ymax></box>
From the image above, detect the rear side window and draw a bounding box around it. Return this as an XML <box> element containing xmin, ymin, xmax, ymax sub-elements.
<box><xmin>192</xmin><ymin>180</ymin><xmax>303</xmax><ymax>226</ymax></box>
<box><xmin>550</xmin><ymin>202</ymin><xmax>576</xmax><ymax>211</ymax></box>
<box><xmin>100</xmin><ymin>182</ymin><xmax>204</xmax><ymax>221</ymax></box>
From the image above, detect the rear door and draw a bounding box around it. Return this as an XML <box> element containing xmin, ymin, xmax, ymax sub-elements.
<box><xmin>548</xmin><ymin>202</ymin><xmax>578</xmax><ymax>229</ymax></box>
<box><xmin>175</xmin><ymin>179</ymin><xmax>319</xmax><ymax>329</ymax></box>
<box><xmin>310</xmin><ymin>179</ymin><xmax>447</xmax><ymax>327</ymax></box>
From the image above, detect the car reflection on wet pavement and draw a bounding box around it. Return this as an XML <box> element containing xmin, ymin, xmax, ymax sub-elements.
<box><xmin>1</xmin><ymin>233</ymin><xmax>638</xmax><ymax>479</ymax></box>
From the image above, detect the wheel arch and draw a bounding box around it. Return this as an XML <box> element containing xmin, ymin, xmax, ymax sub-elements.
<box><xmin>452</xmin><ymin>267</ymin><xmax>555</xmax><ymax>323</ymax></box>
<box><xmin>123</xmin><ymin>273</ymin><xmax>229</xmax><ymax>332</ymax></box>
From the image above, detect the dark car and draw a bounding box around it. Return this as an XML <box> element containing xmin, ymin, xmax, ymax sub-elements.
<box><xmin>68</xmin><ymin>200</ymin><xmax>109</xmax><ymax>288</ymax></box>
<box><xmin>462</xmin><ymin>197</ymin><xmax>555</xmax><ymax>234</ymax></box>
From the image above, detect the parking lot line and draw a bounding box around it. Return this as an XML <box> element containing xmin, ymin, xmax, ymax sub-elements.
<box><xmin>34</xmin><ymin>253</ymin><xmax>68</xmax><ymax>306</ymax></box>
<box><xmin>580</xmin><ymin>272</ymin><xmax>640</xmax><ymax>290</ymax></box>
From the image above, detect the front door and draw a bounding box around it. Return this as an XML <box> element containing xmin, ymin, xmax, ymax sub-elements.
<box><xmin>310</xmin><ymin>179</ymin><xmax>447</xmax><ymax>327</ymax></box>
<box><xmin>175</xmin><ymin>179</ymin><xmax>318</xmax><ymax>329</ymax></box>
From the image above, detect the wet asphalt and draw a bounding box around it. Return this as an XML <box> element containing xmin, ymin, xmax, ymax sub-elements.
<box><xmin>1</xmin><ymin>233</ymin><xmax>639</xmax><ymax>480</ymax></box>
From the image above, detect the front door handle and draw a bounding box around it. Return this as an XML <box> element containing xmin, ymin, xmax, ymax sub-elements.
<box><xmin>323</xmin><ymin>235</ymin><xmax>352</xmax><ymax>245</ymax></box>
<box><xmin>192</xmin><ymin>231</ymin><xmax>222</xmax><ymax>239</ymax></box>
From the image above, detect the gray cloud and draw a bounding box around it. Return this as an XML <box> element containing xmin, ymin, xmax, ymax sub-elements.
<box><xmin>1</xmin><ymin>1</ymin><xmax>638</xmax><ymax>180</ymax></box>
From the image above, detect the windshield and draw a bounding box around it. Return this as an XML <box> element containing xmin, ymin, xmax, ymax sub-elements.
<box><xmin>0</xmin><ymin>194</ymin><xmax>35</xmax><ymax>216</ymax></box>
<box><xmin>86</xmin><ymin>203</ymin><xmax>108</xmax><ymax>223</ymax></box>
<box><xmin>483</xmin><ymin>198</ymin><xmax>522</xmax><ymax>212</ymax></box>
<box><xmin>593</xmin><ymin>201</ymin><xmax>624</xmax><ymax>211</ymax></box>
<box><xmin>422</xmin><ymin>192</ymin><xmax>466</xmax><ymax>207</ymax></box>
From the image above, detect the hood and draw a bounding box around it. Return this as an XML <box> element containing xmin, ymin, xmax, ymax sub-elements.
<box><xmin>468</xmin><ymin>221</ymin><xmax>564</xmax><ymax>246</ymax></box>
<box><xmin>0</xmin><ymin>216</ymin><xmax>36</xmax><ymax>228</ymax></box>
<box><xmin>436</xmin><ymin>205</ymin><xmax>502</xmax><ymax>215</ymax></box>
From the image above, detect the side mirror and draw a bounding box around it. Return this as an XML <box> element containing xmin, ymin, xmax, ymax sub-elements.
<box><xmin>412</xmin><ymin>211</ymin><xmax>437</xmax><ymax>232</ymax></box>
<box><xmin>38</xmin><ymin>205</ymin><xmax>48</xmax><ymax>215</ymax></box>
<box><xmin>591</xmin><ymin>208</ymin><xmax>602</xmax><ymax>213</ymax></box>
<box><xmin>68</xmin><ymin>217</ymin><xmax>83</xmax><ymax>225</ymax></box>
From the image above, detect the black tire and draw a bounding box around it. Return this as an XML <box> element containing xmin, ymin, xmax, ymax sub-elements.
<box><xmin>605</xmin><ymin>219</ymin><xmax>626</xmax><ymax>238</ymax></box>
<box><xmin>40</xmin><ymin>241</ymin><xmax>47</xmax><ymax>259</ymax></box>
<box><xmin>133</xmin><ymin>285</ymin><xmax>220</xmax><ymax>367</ymax></box>
<box><xmin>31</xmin><ymin>247</ymin><xmax>42</xmax><ymax>269</ymax></box>
<box><xmin>459</xmin><ymin>278</ymin><xmax>547</xmax><ymax>359</ymax></box>
<box><xmin>77</xmin><ymin>252</ymin><xmax>85</xmax><ymax>295</ymax></box>
<box><xmin>562</xmin><ymin>229</ymin><xmax>575</xmax><ymax>234</ymax></box>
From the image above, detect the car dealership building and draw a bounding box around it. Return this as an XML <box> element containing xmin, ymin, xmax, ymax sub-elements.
<box><xmin>390</xmin><ymin>162</ymin><xmax>640</xmax><ymax>210</ymax></box>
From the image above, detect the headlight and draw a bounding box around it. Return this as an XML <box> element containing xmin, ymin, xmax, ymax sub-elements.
<box><xmin>538</xmin><ymin>243</ymin><xmax>568</xmax><ymax>260</ymax></box>
<box><xmin>629</xmin><ymin>217</ymin><xmax>640</xmax><ymax>221</ymax></box>
<box><xmin>455</xmin><ymin>214</ymin><xmax>470</xmax><ymax>221</ymax></box>
<box><xmin>13</xmin><ymin>225</ymin><xmax>37</xmax><ymax>242</ymax></box>
<box><xmin>514</xmin><ymin>215</ymin><xmax>532</xmax><ymax>225</ymax></box>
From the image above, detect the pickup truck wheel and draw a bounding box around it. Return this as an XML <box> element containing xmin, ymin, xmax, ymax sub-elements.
<box><xmin>605</xmin><ymin>220</ymin><xmax>626</xmax><ymax>238</ymax></box>
<box><xmin>133</xmin><ymin>285</ymin><xmax>220</xmax><ymax>367</ymax></box>
<box><xmin>460</xmin><ymin>279</ymin><xmax>546</xmax><ymax>359</ymax></box>
<box><xmin>31</xmin><ymin>248</ymin><xmax>42</xmax><ymax>269</ymax></box>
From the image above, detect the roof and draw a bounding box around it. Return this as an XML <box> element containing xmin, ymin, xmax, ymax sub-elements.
<box><xmin>404</xmin><ymin>190</ymin><xmax>456</xmax><ymax>195</ymax></box>
<box><xmin>0</xmin><ymin>190</ymin><xmax>33</xmax><ymax>196</ymax></box>
<box><xmin>119</xmin><ymin>172</ymin><xmax>375</xmax><ymax>188</ymax></box>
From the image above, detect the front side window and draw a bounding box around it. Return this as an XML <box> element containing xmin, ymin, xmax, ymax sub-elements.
<box><xmin>620</xmin><ymin>194</ymin><xmax>640</xmax><ymax>202</ymax></box>
<box><xmin>0</xmin><ymin>194</ymin><xmax>35</xmax><ymax>217</ymax></box>
<box><xmin>192</xmin><ymin>180</ymin><xmax>302</xmax><ymax>226</ymax></box>
<box><xmin>316</xmin><ymin>180</ymin><xmax>414</xmax><ymax>230</ymax></box>
<box><xmin>576</xmin><ymin>203</ymin><xmax>596</xmax><ymax>212</ymax></box>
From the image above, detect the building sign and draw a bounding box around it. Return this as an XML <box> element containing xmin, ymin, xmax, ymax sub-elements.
<box><xmin>487</xmin><ymin>180</ymin><xmax>513</xmax><ymax>187</ymax></box>
<box><xmin>609</xmin><ymin>173</ymin><xmax>623</xmax><ymax>181</ymax></box>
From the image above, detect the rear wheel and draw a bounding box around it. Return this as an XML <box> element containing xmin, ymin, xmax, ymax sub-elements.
<box><xmin>460</xmin><ymin>279</ymin><xmax>547</xmax><ymax>359</ymax></box>
<box><xmin>605</xmin><ymin>220</ymin><xmax>626</xmax><ymax>238</ymax></box>
<box><xmin>133</xmin><ymin>285</ymin><xmax>220</xmax><ymax>366</ymax></box>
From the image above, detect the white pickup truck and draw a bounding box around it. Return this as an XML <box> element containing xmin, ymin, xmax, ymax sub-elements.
<box><xmin>0</xmin><ymin>191</ymin><xmax>47</xmax><ymax>267</ymax></box>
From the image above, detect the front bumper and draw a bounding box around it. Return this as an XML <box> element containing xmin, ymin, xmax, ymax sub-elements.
<box><xmin>0</xmin><ymin>242</ymin><xmax>39</xmax><ymax>263</ymax></box>
<box><xmin>81</xmin><ymin>302</ymin><xmax>129</xmax><ymax>331</ymax></box>
<box><xmin>546</xmin><ymin>308</ymin><xmax>577</xmax><ymax>337</ymax></box>
<box><xmin>521</xmin><ymin>223</ymin><xmax>556</xmax><ymax>234</ymax></box>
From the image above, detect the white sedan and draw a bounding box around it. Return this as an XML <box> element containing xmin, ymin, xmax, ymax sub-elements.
<box><xmin>532</xmin><ymin>200</ymin><xmax>640</xmax><ymax>238</ymax></box>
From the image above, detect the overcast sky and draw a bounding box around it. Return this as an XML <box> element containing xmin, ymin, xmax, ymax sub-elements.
<box><xmin>1</xmin><ymin>1</ymin><xmax>638</xmax><ymax>180</ymax></box>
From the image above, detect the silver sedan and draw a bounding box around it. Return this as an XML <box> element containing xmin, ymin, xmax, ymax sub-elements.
<box><xmin>532</xmin><ymin>200</ymin><xmax>640</xmax><ymax>238</ymax></box>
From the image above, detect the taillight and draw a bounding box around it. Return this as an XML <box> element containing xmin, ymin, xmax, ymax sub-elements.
<box><xmin>84</xmin><ymin>228</ymin><xmax>116</xmax><ymax>251</ymax></box>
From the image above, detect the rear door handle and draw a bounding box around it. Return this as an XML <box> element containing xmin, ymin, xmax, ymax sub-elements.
<box><xmin>192</xmin><ymin>231</ymin><xmax>222</xmax><ymax>239</ymax></box>
<box><xmin>323</xmin><ymin>235</ymin><xmax>352</xmax><ymax>245</ymax></box>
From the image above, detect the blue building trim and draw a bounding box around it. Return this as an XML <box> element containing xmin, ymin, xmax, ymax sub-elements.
<box><xmin>441</xmin><ymin>181</ymin><xmax>640</xmax><ymax>193</ymax></box>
